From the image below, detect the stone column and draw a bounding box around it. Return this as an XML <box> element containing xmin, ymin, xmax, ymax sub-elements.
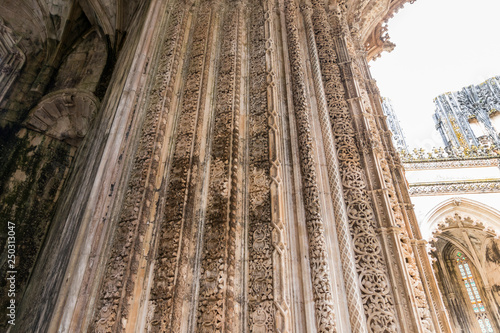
<box><xmin>359</xmin><ymin>23</ymin><xmax>453</xmax><ymax>333</ymax></box>
<box><xmin>301</xmin><ymin>3</ymin><xmax>367</xmax><ymax>332</ymax></box>
<box><xmin>329</xmin><ymin>6</ymin><xmax>422</xmax><ymax>333</ymax></box>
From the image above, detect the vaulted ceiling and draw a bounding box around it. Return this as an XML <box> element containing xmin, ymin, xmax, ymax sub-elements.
<box><xmin>0</xmin><ymin>0</ymin><xmax>142</xmax><ymax>56</ymax></box>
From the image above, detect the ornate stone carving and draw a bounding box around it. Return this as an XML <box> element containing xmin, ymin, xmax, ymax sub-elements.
<box><xmin>262</xmin><ymin>0</ymin><xmax>291</xmax><ymax>330</ymax></box>
<box><xmin>24</xmin><ymin>89</ymin><xmax>99</xmax><ymax>146</ymax></box>
<box><xmin>320</xmin><ymin>7</ymin><xmax>400</xmax><ymax>332</ymax></box>
<box><xmin>409</xmin><ymin>181</ymin><xmax>500</xmax><ymax>196</ymax></box>
<box><xmin>92</xmin><ymin>3</ymin><xmax>188</xmax><ymax>331</ymax></box>
<box><xmin>284</xmin><ymin>0</ymin><xmax>336</xmax><ymax>330</ymax></box>
<box><xmin>196</xmin><ymin>5</ymin><xmax>241</xmax><ymax>332</ymax></box>
<box><xmin>1</xmin><ymin>0</ymin><xmax>457</xmax><ymax>332</ymax></box>
<box><xmin>147</xmin><ymin>1</ymin><xmax>219</xmax><ymax>331</ymax></box>
<box><xmin>247</xmin><ymin>0</ymin><xmax>276</xmax><ymax>330</ymax></box>
<box><xmin>343</xmin><ymin>16</ymin><xmax>437</xmax><ymax>332</ymax></box>
<box><xmin>302</xmin><ymin>2</ymin><xmax>367</xmax><ymax>331</ymax></box>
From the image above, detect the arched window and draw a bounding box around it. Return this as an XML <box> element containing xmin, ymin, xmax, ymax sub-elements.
<box><xmin>456</xmin><ymin>251</ymin><xmax>494</xmax><ymax>332</ymax></box>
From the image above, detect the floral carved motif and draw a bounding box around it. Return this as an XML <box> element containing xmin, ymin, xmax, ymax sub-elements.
<box><xmin>196</xmin><ymin>5</ymin><xmax>241</xmax><ymax>332</ymax></box>
<box><xmin>318</xmin><ymin>7</ymin><xmax>399</xmax><ymax>333</ymax></box>
<box><xmin>92</xmin><ymin>3</ymin><xmax>187</xmax><ymax>332</ymax></box>
<box><xmin>147</xmin><ymin>2</ymin><xmax>215</xmax><ymax>331</ymax></box>
<box><xmin>248</xmin><ymin>1</ymin><xmax>276</xmax><ymax>330</ymax></box>
<box><xmin>284</xmin><ymin>0</ymin><xmax>337</xmax><ymax>331</ymax></box>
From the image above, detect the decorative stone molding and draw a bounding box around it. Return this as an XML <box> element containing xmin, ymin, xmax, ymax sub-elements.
<box><xmin>433</xmin><ymin>76</ymin><xmax>500</xmax><ymax>149</ymax></box>
<box><xmin>283</xmin><ymin>0</ymin><xmax>337</xmax><ymax>330</ymax></box>
<box><xmin>404</xmin><ymin>158</ymin><xmax>500</xmax><ymax>171</ymax></box>
<box><xmin>24</xmin><ymin>89</ymin><xmax>99</xmax><ymax>146</ymax></box>
<box><xmin>401</xmin><ymin>146</ymin><xmax>500</xmax><ymax>170</ymax></box>
<box><xmin>361</xmin><ymin>0</ymin><xmax>415</xmax><ymax>61</ymax></box>
<box><xmin>302</xmin><ymin>1</ymin><xmax>367</xmax><ymax>331</ymax></box>
<box><xmin>3</xmin><ymin>0</ymin><xmax>454</xmax><ymax>332</ymax></box>
<box><xmin>401</xmin><ymin>146</ymin><xmax>500</xmax><ymax>161</ymax></box>
<box><xmin>423</xmin><ymin>197</ymin><xmax>500</xmax><ymax>242</ymax></box>
<box><xmin>409</xmin><ymin>180</ymin><xmax>500</xmax><ymax>196</ymax></box>
<box><xmin>92</xmin><ymin>2</ymin><xmax>189</xmax><ymax>331</ymax></box>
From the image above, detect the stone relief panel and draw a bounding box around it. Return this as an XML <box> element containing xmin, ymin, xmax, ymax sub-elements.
<box><xmin>147</xmin><ymin>1</ymin><xmax>215</xmax><ymax>331</ymax></box>
<box><xmin>248</xmin><ymin>1</ymin><xmax>276</xmax><ymax>330</ymax></box>
<box><xmin>319</xmin><ymin>6</ymin><xmax>401</xmax><ymax>332</ymax></box>
<box><xmin>196</xmin><ymin>5</ymin><xmax>241</xmax><ymax>332</ymax></box>
<box><xmin>55</xmin><ymin>1</ymin><xmax>449</xmax><ymax>332</ymax></box>
<box><xmin>283</xmin><ymin>0</ymin><xmax>338</xmax><ymax>330</ymax></box>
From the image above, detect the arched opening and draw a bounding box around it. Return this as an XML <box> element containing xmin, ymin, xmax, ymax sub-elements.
<box><xmin>430</xmin><ymin>212</ymin><xmax>500</xmax><ymax>332</ymax></box>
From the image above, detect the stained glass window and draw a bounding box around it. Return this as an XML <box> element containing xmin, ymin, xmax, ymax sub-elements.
<box><xmin>456</xmin><ymin>252</ymin><xmax>494</xmax><ymax>332</ymax></box>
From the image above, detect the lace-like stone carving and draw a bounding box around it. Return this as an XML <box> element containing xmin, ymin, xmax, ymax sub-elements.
<box><xmin>196</xmin><ymin>6</ymin><xmax>240</xmax><ymax>332</ymax></box>
<box><xmin>302</xmin><ymin>3</ymin><xmax>367</xmax><ymax>332</ymax></box>
<box><xmin>248</xmin><ymin>1</ymin><xmax>275</xmax><ymax>330</ymax></box>
<box><xmin>284</xmin><ymin>0</ymin><xmax>336</xmax><ymax>331</ymax></box>
<box><xmin>350</xmin><ymin>33</ymin><xmax>435</xmax><ymax>333</ymax></box>
<box><xmin>92</xmin><ymin>4</ymin><xmax>186</xmax><ymax>332</ymax></box>
<box><xmin>147</xmin><ymin>3</ymin><xmax>214</xmax><ymax>331</ymax></box>
<box><xmin>262</xmin><ymin>0</ymin><xmax>291</xmax><ymax>329</ymax></box>
<box><xmin>317</xmin><ymin>9</ymin><xmax>399</xmax><ymax>333</ymax></box>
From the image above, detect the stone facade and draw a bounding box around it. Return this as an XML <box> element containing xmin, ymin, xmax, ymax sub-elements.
<box><xmin>400</xmin><ymin>148</ymin><xmax>500</xmax><ymax>333</ymax></box>
<box><xmin>433</xmin><ymin>76</ymin><xmax>500</xmax><ymax>150</ymax></box>
<box><xmin>0</xmin><ymin>0</ymin><xmax>452</xmax><ymax>332</ymax></box>
<box><xmin>381</xmin><ymin>97</ymin><xmax>408</xmax><ymax>153</ymax></box>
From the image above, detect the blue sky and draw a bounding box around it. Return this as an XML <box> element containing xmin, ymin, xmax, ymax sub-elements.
<box><xmin>370</xmin><ymin>0</ymin><xmax>500</xmax><ymax>150</ymax></box>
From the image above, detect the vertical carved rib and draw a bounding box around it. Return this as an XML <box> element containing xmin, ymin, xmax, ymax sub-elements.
<box><xmin>368</xmin><ymin>69</ymin><xmax>446</xmax><ymax>331</ymax></box>
<box><xmin>301</xmin><ymin>4</ymin><xmax>367</xmax><ymax>332</ymax></box>
<box><xmin>225</xmin><ymin>5</ymin><xmax>244</xmax><ymax>331</ymax></box>
<box><xmin>196</xmin><ymin>5</ymin><xmax>239</xmax><ymax>332</ymax></box>
<box><xmin>147</xmin><ymin>1</ymin><xmax>218</xmax><ymax>330</ymax></box>
<box><xmin>263</xmin><ymin>0</ymin><xmax>291</xmax><ymax>330</ymax></box>
<box><xmin>283</xmin><ymin>0</ymin><xmax>336</xmax><ymax>331</ymax></box>
<box><xmin>356</xmin><ymin>53</ymin><xmax>436</xmax><ymax>333</ymax></box>
<box><xmin>92</xmin><ymin>3</ymin><xmax>187</xmax><ymax>331</ymax></box>
<box><xmin>316</xmin><ymin>8</ymin><xmax>399</xmax><ymax>333</ymax></box>
<box><xmin>247</xmin><ymin>0</ymin><xmax>276</xmax><ymax>330</ymax></box>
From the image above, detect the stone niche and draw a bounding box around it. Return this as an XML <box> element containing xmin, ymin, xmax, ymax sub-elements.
<box><xmin>23</xmin><ymin>89</ymin><xmax>99</xmax><ymax>146</ymax></box>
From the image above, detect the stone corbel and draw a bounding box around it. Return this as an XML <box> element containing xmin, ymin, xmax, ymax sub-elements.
<box><xmin>23</xmin><ymin>88</ymin><xmax>99</xmax><ymax>147</ymax></box>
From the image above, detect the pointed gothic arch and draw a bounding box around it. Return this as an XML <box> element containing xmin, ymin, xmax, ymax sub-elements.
<box><xmin>425</xmin><ymin>197</ymin><xmax>500</xmax><ymax>240</ymax></box>
<box><xmin>429</xmin><ymin>208</ymin><xmax>500</xmax><ymax>332</ymax></box>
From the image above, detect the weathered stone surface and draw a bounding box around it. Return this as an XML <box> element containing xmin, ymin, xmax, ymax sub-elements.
<box><xmin>0</xmin><ymin>0</ymin><xmax>455</xmax><ymax>332</ymax></box>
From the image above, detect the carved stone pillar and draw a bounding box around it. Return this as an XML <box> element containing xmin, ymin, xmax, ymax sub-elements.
<box><xmin>329</xmin><ymin>5</ymin><xmax>452</xmax><ymax>333</ymax></box>
<box><xmin>282</xmin><ymin>0</ymin><xmax>337</xmax><ymax>330</ymax></box>
<box><xmin>301</xmin><ymin>2</ymin><xmax>367</xmax><ymax>332</ymax></box>
<box><xmin>360</xmin><ymin>30</ymin><xmax>453</xmax><ymax>333</ymax></box>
